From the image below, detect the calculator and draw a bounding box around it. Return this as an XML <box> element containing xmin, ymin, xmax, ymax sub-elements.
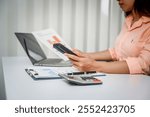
<box><xmin>58</xmin><ymin>74</ymin><xmax>103</xmax><ymax>85</ymax></box>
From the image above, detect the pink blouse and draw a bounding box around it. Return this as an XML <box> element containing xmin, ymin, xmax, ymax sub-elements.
<box><xmin>109</xmin><ymin>15</ymin><xmax>150</xmax><ymax>74</ymax></box>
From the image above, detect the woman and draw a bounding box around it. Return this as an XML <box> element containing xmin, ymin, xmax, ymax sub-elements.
<box><xmin>65</xmin><ymin>0</ymin><xmax>150</xmax><ymax>74</ymax></box>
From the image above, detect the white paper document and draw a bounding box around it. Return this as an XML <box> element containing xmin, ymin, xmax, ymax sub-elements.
<box><xmin>25</xmin><ymin>67</ymin><xmax>60</xmax><ymax>79</ymax></box>
<box><xmin>25</xmin><ymin>66</ymin><xmax>79</xmax><ymax>80</ymax></box>
<box><xmin>32</xmin><ymin>29</ymin><xmax>73</xmax><ymax>61</ymax></box>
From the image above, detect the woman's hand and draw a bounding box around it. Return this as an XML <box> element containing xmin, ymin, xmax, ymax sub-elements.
<box><xmin>72</xmin><ymin>49</ymin><xmax>92</xmax><ymax>58</ymax></box>
<box><xmin>65</xmin><ymin>49</ymin><xmax>97</xmax><ymax>71</ymax></box>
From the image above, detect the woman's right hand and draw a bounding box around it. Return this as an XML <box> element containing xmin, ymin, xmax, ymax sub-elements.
<box><xmin>65</xmin><ymin>49</ymin><xmax>97</xmax><ymax>71</ymax></box>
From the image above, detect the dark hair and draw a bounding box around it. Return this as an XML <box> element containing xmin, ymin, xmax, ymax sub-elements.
<box><xmin>125</xmin><ymin>0</ymin><xmax>150</xmax><ymax>17</ymax></box>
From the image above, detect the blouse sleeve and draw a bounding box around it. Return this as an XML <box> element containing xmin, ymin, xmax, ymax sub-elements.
<box><xmin>109</xmin><ymin>48</ymin><xmax>118</xmax><ymax>60</ymax></box>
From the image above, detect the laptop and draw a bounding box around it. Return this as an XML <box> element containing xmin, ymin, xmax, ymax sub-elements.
<box><xmin>15</xmin><ymin>33</ymin><xmax>72</xmax><ymax>67</ymax></box>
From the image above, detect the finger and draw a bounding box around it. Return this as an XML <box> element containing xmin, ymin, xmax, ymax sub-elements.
<box><xmin>64</xmin><ymin>53</ymin><xmax>76</xmax><ymax>62</ymax></box>
<box><xmin>72</xmin><ymin>61</ymin><xmax>81</xmax><ymax>67</ymax></box>
<box><xmin>70</xmin><ymin>49</ymin><xmax>81</xmax><ymax>56</ymax></box>
<box><xmin>65</xmin><ymin>53</ymin><xmax>80</xmax><ymax>61</ymax></box>
<box><xmin>73</xmin><ymin>49</ymin><xmax>85</xmax><ymax>57</ymax></box>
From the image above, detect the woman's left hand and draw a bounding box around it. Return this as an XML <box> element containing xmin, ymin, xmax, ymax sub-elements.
<box><xmin>65</xmin><ymin>50</ymin><xmax>97</xmax><ymax>71</ymax></box>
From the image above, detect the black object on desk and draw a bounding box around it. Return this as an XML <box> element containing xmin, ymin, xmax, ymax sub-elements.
<box><xmin>67</xmin><ymin>71</ymin><xmax>96</xmax><ymax>75</ymax></box>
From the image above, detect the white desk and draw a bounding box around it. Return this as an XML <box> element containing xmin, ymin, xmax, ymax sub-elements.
<box><xmin>2</xmin><ymin>57</ymin><xmax>150</xmax><ymax>100</ymax></box>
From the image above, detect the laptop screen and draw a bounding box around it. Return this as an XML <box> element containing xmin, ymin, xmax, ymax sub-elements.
<box><xmin>15</xmin><ymin>33</ymin><xmax>46</xmax><ymax>64</ymax></box>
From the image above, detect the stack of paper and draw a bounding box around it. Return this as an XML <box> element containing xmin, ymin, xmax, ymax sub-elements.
<box><xmin>32</xmin><ymin>29</ymin><xmax>73</xmax><ymax>61</ymax></box>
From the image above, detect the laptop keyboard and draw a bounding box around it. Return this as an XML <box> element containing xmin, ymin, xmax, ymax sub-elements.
<box><xmin>38</xmin><ymin>59</ymin><xmax>62</xmax><ymax>64</ymax></box>
<box><xmin>37</xmin><ymin>59</ymin><xmax>72</xmax><ymax>67</ymax></box>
